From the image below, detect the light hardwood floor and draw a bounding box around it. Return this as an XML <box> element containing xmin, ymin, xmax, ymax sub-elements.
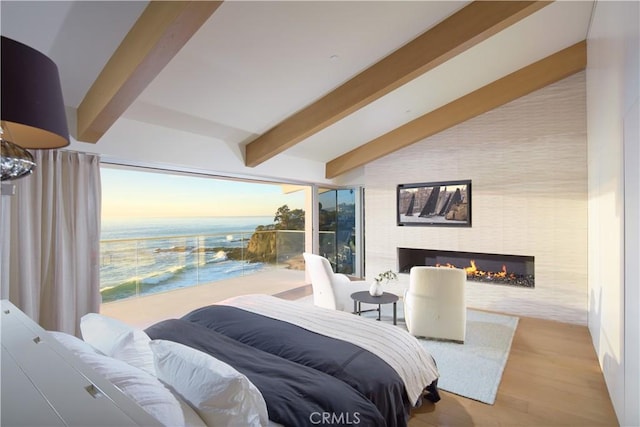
<box><xmin>104</xmin><ymin>273</ymin><xmax>619</xmax><ymax>427</ymax></box>
<box><xmin>276</xmin><ymin>286</ymin><xmax>619</xmax><ymax>427</ymax></box>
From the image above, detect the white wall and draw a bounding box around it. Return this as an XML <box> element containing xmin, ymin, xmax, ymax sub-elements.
<box><xmin>67</xmin><ymin>115</ymin><xmax>335</xmax><ymax>186</ymax></box>
<box><xmin>587</xmin><ymin>1</ymin><xmax>639</xmax><ymax>425</ymax></box>
<box><xmin>365</xmin><ymin>72</ymin><xmax>588</xmax><ymax>325</ymax></box>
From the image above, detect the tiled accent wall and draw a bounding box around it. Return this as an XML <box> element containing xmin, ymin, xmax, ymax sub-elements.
<box><xmin>364</xmin><ymin>72</ymin><xmax>587</xmax><ymax>325</ymax></box>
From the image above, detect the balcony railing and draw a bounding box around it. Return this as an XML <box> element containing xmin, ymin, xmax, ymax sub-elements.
<box><xmin>100</xmin><ymin>230</ymin><xmax>305</xmax><ymax>303</ymax></box>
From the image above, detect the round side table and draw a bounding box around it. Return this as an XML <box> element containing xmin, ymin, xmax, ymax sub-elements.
<box><xmin>350</xmin><ymin>291</ymin><xmax>399</xmax><ymax>325</ymax></box>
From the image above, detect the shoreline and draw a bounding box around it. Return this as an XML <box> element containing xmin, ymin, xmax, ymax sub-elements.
<box><xmin>100</xmin><ymin>251</ymin><xmax>305</xmax><ymax>303</ymax></box>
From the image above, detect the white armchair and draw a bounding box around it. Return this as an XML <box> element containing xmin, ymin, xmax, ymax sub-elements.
<box><xmin>303</xmin><ymin>252</ymin><xmax>370</xmax><ymax>312</ymax></box>
<box><xmin>404</xmin><ymin>266</ymin><xmax>467</xmax><ymax>343</ymax></box>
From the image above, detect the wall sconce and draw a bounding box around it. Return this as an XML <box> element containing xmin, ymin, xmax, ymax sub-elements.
<box><xmin>1</xmin><ymin>36</ymin><xmax>69</xmax><ymax>181</ymax></box>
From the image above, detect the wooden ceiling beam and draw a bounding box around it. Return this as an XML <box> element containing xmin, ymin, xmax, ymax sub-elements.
<box><xmin>325</xmin><ymin>40</ymin><xmax>587</xmax><ymax>179</ymax></box>
<box><xmin>245</xmin><ymin>1</ymin><xmax>551</xmax><ymax>167</ymax></box>
<box><xmin>76</xmin><ymin>1</ymin><xmax>223</xmax><ymax>143</ymax></box>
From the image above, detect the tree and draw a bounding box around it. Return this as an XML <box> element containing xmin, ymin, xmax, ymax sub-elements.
<box><xmin>246</xmin><ymin>205</ymin><xmax>306</xmax><ymax>263</ymax></box>
<box><xmin>274</xmin><ymin>205</ymin><xmax>305</xmax><ymax>230</ymax></box>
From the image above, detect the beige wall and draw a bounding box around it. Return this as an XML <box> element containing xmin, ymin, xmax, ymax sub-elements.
<box><xmin>364</xmin><ymin>71</ymin><xmax>587</xmax><ymax>325</ymax></box>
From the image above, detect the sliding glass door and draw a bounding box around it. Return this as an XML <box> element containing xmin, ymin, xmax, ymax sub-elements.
<box><xmin>318</xmin><ymin>188</ymin><xmax>361</xmax><ymax>276</ymax></box>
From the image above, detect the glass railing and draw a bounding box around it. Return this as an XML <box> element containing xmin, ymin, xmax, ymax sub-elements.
<box><xmin>100</xmin><ymin>230</ymin><xmax>305</xmax><ymax>303</ymax></box>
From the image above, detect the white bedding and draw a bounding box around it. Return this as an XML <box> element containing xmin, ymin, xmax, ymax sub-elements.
<box><xmin>218</xmin><ymin>294</ymin><xmax>439</xmax><ymax>405</ymax></box>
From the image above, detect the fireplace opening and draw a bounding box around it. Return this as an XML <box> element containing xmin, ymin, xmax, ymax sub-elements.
<box><xmin>398</xmin><ymin>247</ymin><xmax>534</xmax><ymax>288</ymax></box>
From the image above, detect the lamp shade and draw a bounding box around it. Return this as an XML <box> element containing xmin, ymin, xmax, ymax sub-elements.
<box><xmin>1</xmin><ymin>36</ymin><xmax>69</xmax><ymax>149</ymax></box>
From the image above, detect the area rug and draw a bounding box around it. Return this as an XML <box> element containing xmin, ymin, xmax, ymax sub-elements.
<box><xmin>418</xmin><ymin>309</ymin><xmax>518</xmax><ymax>404</ymax></box>
<box><xmin>295</xmin><ymin>295</ymin><xmax>518</xmax><ymax>404</ymax></box>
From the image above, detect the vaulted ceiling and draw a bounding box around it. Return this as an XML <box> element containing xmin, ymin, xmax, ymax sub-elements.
<box><xmin>1</xmin><ymin>1</ymin><xmax>593</xmax><ymax>182</ymax></box>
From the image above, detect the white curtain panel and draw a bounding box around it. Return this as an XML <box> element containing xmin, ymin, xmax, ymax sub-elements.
<box><xmin>1</xmin><ymin>150</ymin><xmax>101</xmax><ymax>335</ymax></box>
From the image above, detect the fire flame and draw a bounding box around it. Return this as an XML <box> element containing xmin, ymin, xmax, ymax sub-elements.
<box><xmin>435</xmin><ymin>259</ymin><xmax>515</xmax><ymax>280</ymax></box>
<box><xmin>465</xmin><ymin>260</ymin><xmax>478</xmax><ymax>275</ymax></box>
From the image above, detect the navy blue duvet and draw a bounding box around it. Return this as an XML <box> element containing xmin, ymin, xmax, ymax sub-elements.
<box><xmin>182</xmin><ymin>305</ymin><xmax>412</xmax><ymax>427</ymax></box>
<box><xmin>146</xmin><ymin>318</ymin><xmax>386</xmax><ymax>426</ymax></box>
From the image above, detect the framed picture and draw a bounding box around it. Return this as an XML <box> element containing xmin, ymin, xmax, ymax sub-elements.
<box><xmin>397</xmin><ymin>180</ymin><xmax>471</xmax><ymax>227</ymax></box>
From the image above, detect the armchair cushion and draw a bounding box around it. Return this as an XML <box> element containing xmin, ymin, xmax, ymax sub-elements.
<box><xmin>404</xmin><ymin>266</ymin><xmax>467</xmax><ymax>343</ymax></box>
<box><xmin>303</xmin><ymin>253</ymin><xmax>370</xmax><ymax>312</ymax></box>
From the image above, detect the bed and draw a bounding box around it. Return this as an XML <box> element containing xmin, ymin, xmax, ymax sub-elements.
<box><xmin>146</xmin><ymin>294</ymin><xmax>440</xmax><ymax>427</ymax></box>
<box><xmin>13</xmin><ymin>294</ymin><xmax>439</xmax><ymax>427</ymax></box>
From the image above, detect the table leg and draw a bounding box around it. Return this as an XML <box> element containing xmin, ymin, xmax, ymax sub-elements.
<box><xmin>393</xmin><ymin>302</ymin><xmax>397</xmax><ymax>325</ymax></box>
<box><xmin>357</xmin><ymin>301</ymin><xmax>361</xmax><ymax>316</ymax></box>
<box><xmin>377</xmin><ymin>304</ymin><xmax>381</xmax><ymax>321</ymax></box>
<box><xmin>353</xmin><ymin>300</ymin><xmax>357</xmax><ymax>314</ymax></box>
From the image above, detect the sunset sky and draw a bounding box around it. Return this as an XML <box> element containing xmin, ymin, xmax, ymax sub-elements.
<box><xmin>101</xmin><ymin>167</ymin><xmax>306</xmax><ymax>218</ymax></box>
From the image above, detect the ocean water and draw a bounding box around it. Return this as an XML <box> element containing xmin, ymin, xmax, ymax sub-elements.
<box><xmin>100</xmin><ymin>216</ymin><xmax>273</xmax><ymax>302</ymax></box>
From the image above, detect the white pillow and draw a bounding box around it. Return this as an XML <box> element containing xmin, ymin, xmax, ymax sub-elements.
<box><xmin>111</xmin><ymin>329</ymin><xmax>156</xmax><ymax>376</ymax></box>
<box><xmin>80</xmin><ymin>313</ymin><xmax>134</xmax><ymax>355</ymax></box>
<box><xmin>50</xmin><ymin>331</ymin><xmax>185</xmax><ymax>427</ymax></box>
<box><xmin>173</xmin><ymin>389</ymin><xmax>208</xmax><ymax>427</ymax></box>
<box><xmin>150</xmin><ymin>340</ymin><xmax>268</xmax><ymax>427</ymax></box>
<box><xmin>80</xmin><ymin>313</ymin><xmax>156</xmax><ymax>375</ymax></box>
<box><xmin>48</xmin><ymin>330</ymin><xmax>100</xmax><ymax>355</ymax></box>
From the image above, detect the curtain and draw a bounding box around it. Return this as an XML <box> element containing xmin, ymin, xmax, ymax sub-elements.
<box><xmin>1</xmin><ymin>150</ymin><xmax>101</xmax><ymax>335</ymax></box>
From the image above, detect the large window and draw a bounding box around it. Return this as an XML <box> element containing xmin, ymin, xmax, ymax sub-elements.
<box><xmin>100</xmin><ymin>166</ymin><xmax>307</xmax><ymax>302</ymax></box>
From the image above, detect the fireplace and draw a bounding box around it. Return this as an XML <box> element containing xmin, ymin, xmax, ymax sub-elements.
<box><xmin>397</xmin><ymin>247</ymin><xmax>535</xmax><ymax>287</ymax></box>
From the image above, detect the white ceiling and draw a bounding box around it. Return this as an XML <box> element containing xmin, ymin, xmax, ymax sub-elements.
<box><xmin>0</xmin><ymin>1</ymin><xmax>594</xmax><ymax>183</ymax></box>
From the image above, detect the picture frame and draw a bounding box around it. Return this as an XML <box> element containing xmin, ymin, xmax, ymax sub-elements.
<box><xmin>397</xmin><ymin>180</ymin><xmax>471</xmax><ymax>227</ymax></box>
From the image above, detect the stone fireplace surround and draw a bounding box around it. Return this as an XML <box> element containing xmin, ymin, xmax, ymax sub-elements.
<box><xmin>363</xmin><ymin>73</ymin><xmax>588</xmax><ymax>325</ymax></box>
